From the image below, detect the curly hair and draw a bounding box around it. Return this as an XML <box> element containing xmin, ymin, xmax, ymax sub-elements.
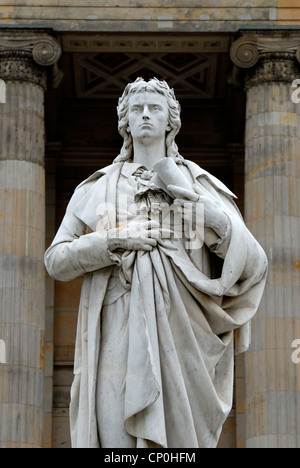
<box><xmin>113</xmin><ymin>77</ymin><xmax>183</xmax><ymax>164</ymax></box>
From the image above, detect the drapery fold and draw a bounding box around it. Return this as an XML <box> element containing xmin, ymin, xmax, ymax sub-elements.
<box><xmin>44</xmin><ymin>160</ymin><xmax>268</xmax><ymax>448</ymax></box>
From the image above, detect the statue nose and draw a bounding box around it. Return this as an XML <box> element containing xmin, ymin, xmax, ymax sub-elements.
<box><xmin>142</xmin><ymin>107</ymin><xmax>150</xmax><ymax>119</ymax></box>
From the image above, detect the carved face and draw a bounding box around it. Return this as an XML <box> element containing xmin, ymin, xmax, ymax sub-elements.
<box><xmin>127</xmin><ymin>92</ymin><xmax>171</xmax><ymax>143</ymax></box>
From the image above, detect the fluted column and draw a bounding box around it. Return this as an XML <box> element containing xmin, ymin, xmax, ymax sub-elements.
<box><xmin>231</xmin><ymin>32</ymin><xmax>300</xmax><ymax>448</ymax></box>
<box><xmin>0</xmin><ymin>30</ymin><xmax>61</xmax><ymax>448</ymax></box>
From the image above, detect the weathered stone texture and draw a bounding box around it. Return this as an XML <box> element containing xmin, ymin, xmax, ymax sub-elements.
<box><xmin>279</xmin><ymin>0</ymin><xmax>300</xmax><ymax>24</ymax></box>
<box><xmin>243</xmin><ymin>59</ymin><xmax>300</xmax><ymax>448</ymax></box>
<box><xmin>0</xmin><ymin>157</ymin><xmax>46</xmax><ymax>447</ymax></box>
<box><xmin>0</xmin><ymin>1</ymin><xmax>299</xmax><ymax>30</ymax></box>
<box><xmin>0</xmin><ymin>83</ymin><xmax>45</xmax><ymax>164</ymax></box>
<box><xmin>0</xmin><ymin>31</ymin><xmax>61</xmax><ymax>448</ymax></box>
<box><xmin>0</xmin><ymin>1</ymin><xmax>284</xmax><ymax>32</ymax></box>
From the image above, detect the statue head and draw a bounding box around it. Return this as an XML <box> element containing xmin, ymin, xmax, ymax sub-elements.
<box><xmin>114</xmin><ymin>77</ymin><xmax>182</xmax><ymax>163</ymax></box>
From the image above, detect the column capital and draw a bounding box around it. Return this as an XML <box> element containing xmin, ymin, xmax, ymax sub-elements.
<box><xmin>230</xmin><ymin>31</ymin><xmax>300</xmax><ymax>88</ymax></box>
<box><xmin>0</xmin><ymin>30</ymin><xmax>62</xmax><ymax>89</ymax></box>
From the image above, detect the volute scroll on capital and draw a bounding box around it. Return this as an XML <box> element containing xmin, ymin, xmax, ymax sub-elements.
<box><xmin>0</xmin><ymin>32</ymin><xmax>62</xmax><ymax>89</ymax></box>
<box><xmin>230</xmin><ymin>35</ymin><xmax>300</xmax><ymax>88</ymax></box>
<box><xmin>230</xmin><ymin>35</ymin><xmax>300</xmax><ymax>69</ymax></box>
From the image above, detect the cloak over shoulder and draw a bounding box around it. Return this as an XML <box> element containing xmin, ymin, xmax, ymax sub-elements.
<box><xmin>45</xmin><ymin>159</ymin><xmax>268</xmax><ymax>448</ymax></box>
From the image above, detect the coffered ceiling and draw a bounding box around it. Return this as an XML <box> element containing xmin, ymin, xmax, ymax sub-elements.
<box><xmin>61</xmin><ymin>33</ymin><xmax>232</xmax><ymax>99</ymax></box>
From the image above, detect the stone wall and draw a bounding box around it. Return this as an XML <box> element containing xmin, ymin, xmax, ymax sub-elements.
<box><xmin>279</xmin><ymin>0</ymin><xmax>300</xmax><ymax>25</ymax></box>
<box><xmin>0</xmin><ymin>0</ymin><xmax>297</xmax><ymax>32</ymax></box>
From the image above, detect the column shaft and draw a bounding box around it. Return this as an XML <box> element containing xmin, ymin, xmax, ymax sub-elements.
<box><xmin>244</xmin><ymin>62</ymin><xmax>300</xmax><ymax>448</ymax></box>
<box><xmin>0</xmin><ymin>79</ymin><xmax>46</xmax><ymax>448</ymax></box>
<box><xmin>0</xmin><ymin>30</ymin><xmax>61</xmax><ymax>448</ymax></box>
<box><xmin>231</xmin><ymin>32</ymin><xmax>300</xmax><ymax>448</ymax></box>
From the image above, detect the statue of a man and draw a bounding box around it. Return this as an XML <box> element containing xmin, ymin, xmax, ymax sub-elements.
<box><xmin>45</xmin><ymin>78</ymin><xmax>268</xmax><ymax>448</ymax></box>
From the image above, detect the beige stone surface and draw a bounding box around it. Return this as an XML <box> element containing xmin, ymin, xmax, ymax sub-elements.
<box><xmin>0</xmin><ymin>1</ymin><xmax>283</xmax><ymax>31</ymax></box>
<box><xmin>0</xmin><ymin>1</ymin><xmax>298</xmax><ymax>30</ymax></box>
<box><xmin>242</xmin><ymin>54</ymin><xmax>300</xmax><ymax>448</ymax></box>
<box><xmin>0</xmin><ymin>72</ymin><xmax>46</xmax><ymax>448</ymax></box>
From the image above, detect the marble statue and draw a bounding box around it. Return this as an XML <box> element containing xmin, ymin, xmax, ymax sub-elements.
<box><xmin>44</xmin><ymin>77</ymin><xmax>268</xmax><ymax>448</ymax></box>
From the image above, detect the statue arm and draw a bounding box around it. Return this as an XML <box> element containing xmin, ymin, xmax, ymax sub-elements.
<box><xmin>204</xmin><ymin>223</ymin><xmax>231</xmax><ymax>259</ymax></box>
<box><xmin>167</xmin><ymin>183</ymin><xmax>232</xmax><ymax>258</ymax></box>
<box><xmin>44</xmin><ymin>188</ymin><xmax>119</xmax><ymax>282</ymax></box>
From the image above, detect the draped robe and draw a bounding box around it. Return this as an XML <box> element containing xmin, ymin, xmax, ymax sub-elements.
<box><xmin>44</xmin><ymin>159</ymin><xmax>268</xmax><ymax>448</ymax></box>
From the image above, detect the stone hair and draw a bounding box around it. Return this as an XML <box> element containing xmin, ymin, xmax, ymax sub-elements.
<box><xmin>113</xmin><ymin>77</ymin><xmax>183</xmax><ymax>164</ymax></box>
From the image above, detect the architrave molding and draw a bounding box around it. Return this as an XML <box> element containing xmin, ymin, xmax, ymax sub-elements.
<box><xmin>62</xmin><ymin>33</ymin><xmax>230</xmax><ymax>54</ymax></box>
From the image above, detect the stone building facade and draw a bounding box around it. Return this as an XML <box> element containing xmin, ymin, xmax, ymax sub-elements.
<box><xmin>0</xmin><ymin>1</ymin><xmax>300</xmax><ymax>448</ymax></box>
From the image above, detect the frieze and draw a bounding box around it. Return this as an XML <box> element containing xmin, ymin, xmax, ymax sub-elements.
<box><xmin>62</xmin><ymin>33</ymin><xmax>230</xmax><ymax>54</ymax></box>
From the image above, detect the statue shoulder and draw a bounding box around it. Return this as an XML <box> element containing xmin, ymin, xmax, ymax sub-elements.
<box><xmin>65</xmin><ymin>162</ymin><xmax>122</xmax><ymax>213</ymax></box>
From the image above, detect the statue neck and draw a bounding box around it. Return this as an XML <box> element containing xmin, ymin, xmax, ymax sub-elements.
<box><xmin>132</xmin><ymin>138</ymin><xmax>166</xmax><ymax>170</ymax></box>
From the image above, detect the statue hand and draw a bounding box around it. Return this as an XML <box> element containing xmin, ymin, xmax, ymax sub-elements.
<box><xmin>106</xmin><ymin>220</ymin><xmax>159</xmax><ymax>252</ymax></box>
